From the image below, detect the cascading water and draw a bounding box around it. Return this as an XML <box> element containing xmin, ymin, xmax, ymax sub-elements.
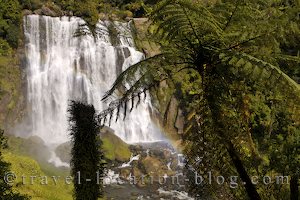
<box><xmin>21</xmin><ymin>15</ymin><xmax>193</xmax><ymax>199</ymax></box>
<box><xmin>23</xmin><ymin>15</ymin><xmax>164</xmax><ymax>146</ymax></box>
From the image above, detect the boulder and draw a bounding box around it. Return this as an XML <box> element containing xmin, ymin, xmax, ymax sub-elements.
<box><xmin>119</xmin><ymin>167</ymin><xmax>131</xmax><ymax>179</ymax></box>
<box><xmin>33</xmin><ymin>5</ymin><xmax>61</xmax><ymax>17</ymax></box>
<box><xmin>22</xmin><ymin>9</ymin><xmax>33</xmax><ymax>16</ymax></box>
<box><xmin>41</xmin><ymin>6</ymin><xmax>57</xmax><ymax>17</ymax></box>
<box><xmin>33</xmin><ymin>9</ymin><xmax>42</xmax><ymax>15</ymax></box>
<box><xmin>142</xmin><ymin>156</ymin><xmax>164</xmax><ymax>175</ymax></box>
<box><xmin>55</xmin><ymin>141</ymin><xmax>71</xmax><ymax>163</ymax></box>
<box><xmin>100</xmin><ymin>127</ymin><xmax>131</xmax><ymax>162</ymax></box>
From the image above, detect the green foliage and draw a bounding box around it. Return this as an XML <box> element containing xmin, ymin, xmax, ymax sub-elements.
<box><xmin>98</xmin><ymin>0</ymin><xmax>153</xmax><ymax>19</ymax></box>
<box><xmin>123</xmin><ymin>2</ymin><xmax>148</xmax><ymax>17</ymax></box>
<box><xmin>73</xmin><ymin>0</ymin><xmax>101</xmax><ymax>33</ymax></box>
<box><xmin>19</xmin><ymin>0</ymin><xmax>44</xmax><ymax>10</ymax></box>
<box><xmin>0</xmin><ymin>39</ymin><xmax>12</xmax><ymax>56</ymax></box>
<box><xmin>0</xmin><ymin>56</ymin><xmax>21</xmax><ymax>128</ymax></box>
<box><xmin>0</xmin><ymin>0</ymin><xmax>159</xmax><ymax>51</ymax></box>
<box><xmin>52</xmin><ymin>0</ymin><xmax>73</xmax><ymax>10</ymax></box>
<box><xmin>0</xmin><ymin>0</ymin><xmax>157</xmax><ymax>50</ymax></box>
<box><xmin>68</xmin><ymin>101</ymin><xmax>105</xmax><ymax>200</ymax></box>
<box><xmin>1</xmin><ymin>134</ymin><xmax>75</xmax><ymax>199</ymax></box>
<box><xmin>113</xmin><ymin>10</ymin><xmax>133</xmax><ymax>20</ymax></box>
<box><xmin>98</xmin><ymin>0</ymin><xmax>300</xmax><ymax>199</ymax></box>
<box><xmin>0</xmin><ymin>0</ymin><xmax>22</xmax><ymax>48</ymax></box>
<box><xmin>0</xmin><ymin>130</ymin><xmax>30</xmax><ymax>199</ymax></box>
<box><xmin>3</xmin><ymin>151</ymin><xmax>73</xmax><ymax>200</ymax></box>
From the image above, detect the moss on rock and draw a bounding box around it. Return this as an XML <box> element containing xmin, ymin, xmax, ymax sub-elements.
<box><xmin>100</xmin><ymin>127</ymin><xmax>131</xmax><ymax>162</ymax></box>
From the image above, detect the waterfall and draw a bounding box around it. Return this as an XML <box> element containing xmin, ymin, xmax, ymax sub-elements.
<box><xmin>23</xmin><ymin>15</ymin><xmax>164</xmax><ymax>145</ymax></box>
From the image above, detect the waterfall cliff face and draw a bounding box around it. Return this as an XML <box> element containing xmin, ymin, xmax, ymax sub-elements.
<box><xmin>23</xmin><ymin>15</ymin><xmax>164</xmax><ymax>145</ymax></box>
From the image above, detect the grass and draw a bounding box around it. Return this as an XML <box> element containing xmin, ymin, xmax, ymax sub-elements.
<box><xmin>3</xmin><ymin>151</ymin><xmax>74</xmax><ymax>200</ymax></box>
<box><xmin>6</xmin><ymin>135</ymin><xmax>70</xmax><ymax>177</ymax></box>
<box><xmin>3</xmin><ymin>135</ymin><xmax>109</xmax><ymax>199</ymax></box>
<box><xmin>3</xmin><ymin>135</ymin><xmax>73</xmax><ymax>199</ymax></box>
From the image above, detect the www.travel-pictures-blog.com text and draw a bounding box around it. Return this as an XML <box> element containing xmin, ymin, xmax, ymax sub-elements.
<box><xmin>3</xmin><ymin>171</ymin><xmax>292</xmax><ymax>188</ymax></box>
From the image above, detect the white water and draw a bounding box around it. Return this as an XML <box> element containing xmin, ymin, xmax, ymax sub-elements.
<box><xmin>119</xmin><ymin>154</ymin><xmax>140</xmax><ymax>168</ymax></box>
<box><xmin>103</xmin><ymin>169</ymin><xmax>124</xmax><ymax>185</ymax></box>
<box><xmin>48</xmin><ymin>151</ymin><xmax>69</xmax><ymax>167</ymax></box>
<box><xmin>23</xmin><ymin>15</ymin><xmax>164</xmax><ymax>145</ymax></box>
<box><xmin>157</xmin><ymin>188</ymin><xmax>195</xmax><ymax>200</ymax></box>
<box><xmin>177</xmin><ymin>154</ymin><xmax>186</xmax><ymax>167</ymax></box>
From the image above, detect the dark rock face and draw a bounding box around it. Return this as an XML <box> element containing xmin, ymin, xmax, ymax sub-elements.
<box><xmin>22</xmin><ymin>135</ymin><xmax>52</xmax><ymax>161</ymax></box>
<box><xmin>54</xmin><ymin>127</ymin><xmax>132</xmax><ymax>165</ymax></box>
<box><xmin>115</xmin><ymin>47</ymin><xmax>131</xmax><ymax>76</ymax></box>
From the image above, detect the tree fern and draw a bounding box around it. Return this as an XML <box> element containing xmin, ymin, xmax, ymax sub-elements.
<box><xmin>98</xmin><ymin>0</ymin><xmax>300</xmax><ymax>199</ymax></box>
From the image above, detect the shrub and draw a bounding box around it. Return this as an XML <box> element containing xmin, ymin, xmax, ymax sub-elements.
<box><xmin>0</xmin><ymin>0</ymin><xmax>22</xmax><ymax>48</ymax></box>
<box><xmin>0</xmin><ymin>39</ymin><xmax>12</xmax><ymax>56</ymax></box>
<box><xmin>19</xmin><ymin>0</ymin><xmax>43</xmax><ymax>10</ymax></box>
<box><xmin>5</xmin><ymin>24</ymin><xmax>20</xmax><ymax>48</ymax></box>
<box><xmin>115</xmin><ymin>10</ymin><xmax>133</xmax><ymax>20</ymax></box>
<box><xmin>124</xmin><ymin>2</ymin><xmax>147</xmax><ymax>17</ymax></box>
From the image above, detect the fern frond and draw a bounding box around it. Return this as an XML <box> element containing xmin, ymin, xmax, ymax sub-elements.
<box><xmin>220</xmin><ymin>51</ymin><xmax>300</xmax><ymax>94</ymax></box>
<box><xmin>102</xmin><ymin>53</ymin><xmax>166</xmax><ymax>101</ymax></box>
<box><xmin>151</xmin><ymin>0</ymin><xmax>223</xmax><ymax>42</ymax></box>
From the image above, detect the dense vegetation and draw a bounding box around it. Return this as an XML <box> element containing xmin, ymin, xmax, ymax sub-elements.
<box><xmin>0</xmin><ymin>0</ymin><xmax>22</xmax><ymax>52</ymax></box>
<box><xmin>0</xmin><ymin>0</ymin><xmax>156</xmax><ymax>54</ymax></box>
<box><xmin>0</xmin><ymin>129</ymin><xmax>29</xmax><ymax>199</ymax></box>
<box><xmin>99</xmin><ymin>0</ymin><xmax>300</xmax><ymax>199</ymax></box>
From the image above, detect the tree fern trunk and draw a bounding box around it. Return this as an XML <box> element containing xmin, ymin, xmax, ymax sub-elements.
<box><xmin>225</xmin><ymin>141</ymin><xmax>261</xmax><ymax>200</ymax></box>
<box><xmin>208</xmin><ymin>105</ymin><xmax>261</xmax><ymax>200</ymax></box>
<box><xmin>68</xmin><ymin>101</ymin><xmax>105</xmax><ymax>200</ymax></box>
<box><xmin>204</xmin><ymin>73</ymin><xmax>261</xmax><ymax>200</ymax></box>
<box><xmin>290</xmin><ymin>175</ymin><xmax>299</xmax><ymax>200</ymax></box>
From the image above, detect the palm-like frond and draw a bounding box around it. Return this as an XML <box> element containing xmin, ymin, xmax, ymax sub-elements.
<box><xmin>102</xmin><ymin>54</ymin><xmax>165</xmax><ymax>100</ymax></box>
<box><xmin>150</xmin><ymin>0</ymin><xmax>223</xmax><ymax>44</ymax></box>
<box><xmin>219</xmin><ymin>51</ymin><xmax>300</xmax><ymax>93</ymax></box>
<box><xmin>99</xmin><ymin>51</ymin><xmax>193</xmax><ymax>124</ymax></box>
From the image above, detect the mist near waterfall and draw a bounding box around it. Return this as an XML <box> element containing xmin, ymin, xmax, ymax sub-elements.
<box><xmin>17</xmin><ymin>15</ymin><xmax>165</xmax><ymax>148</ymax></box>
